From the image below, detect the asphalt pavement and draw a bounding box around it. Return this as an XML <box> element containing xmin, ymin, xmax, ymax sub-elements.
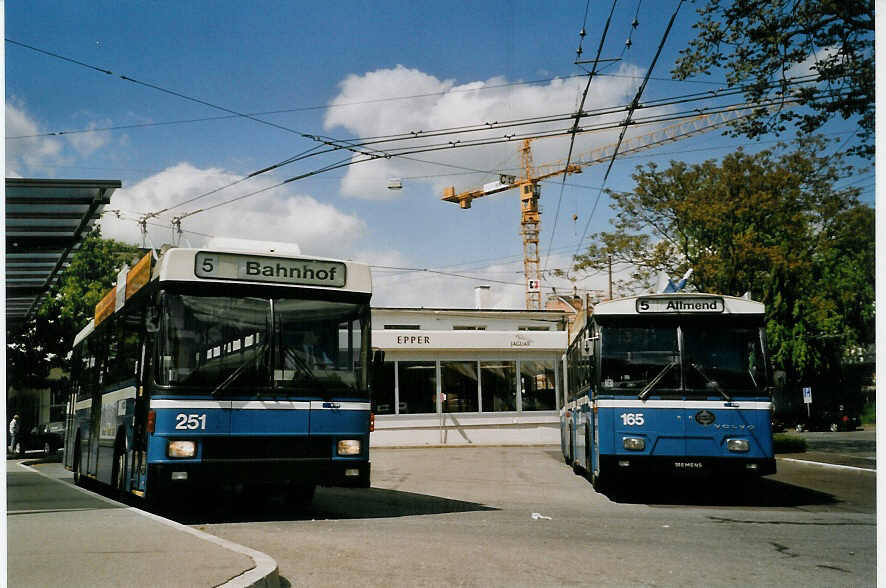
<box><xmin>6</xmin><ymin>457</ymin><xmax>280</xmax><ymax>588</ymax></box>
<box><xmin>6</xmin><ymin>427</ymin><xmax>876</xmax><ymax>587</ymax></box>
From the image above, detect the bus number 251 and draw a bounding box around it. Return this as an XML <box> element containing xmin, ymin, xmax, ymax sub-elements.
<box><xmin>175</xmin><ymin>413</ymin><xmax>207</xmax><ymax>430</ymax></box>
<box><xmin>620</xmin><ymin>413</ymin><xmax>645</xmax><ymax>426</ymax></box>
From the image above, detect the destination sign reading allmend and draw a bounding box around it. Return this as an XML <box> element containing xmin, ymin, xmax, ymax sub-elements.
<box><xmin>195</xmin><ymin>252</ymin><xmax>346</xmax><ymax>288</ymax></box>
<box><xmin>636</xmin><ymin>296</ymin><xmax>724</xmax><ymax>313</ymax></box>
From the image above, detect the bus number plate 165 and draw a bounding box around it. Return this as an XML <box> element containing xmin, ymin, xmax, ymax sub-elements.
<box><xmin>620</xmin><ymin>413</ymin><xmax>645</xmax><ymax>426</ymax></box>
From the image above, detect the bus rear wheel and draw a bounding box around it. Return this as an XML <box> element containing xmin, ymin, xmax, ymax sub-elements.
<box><xmin>72</xmin><ymin>440</ymin><xmax>83</xmax><ymax>487</ymax></box>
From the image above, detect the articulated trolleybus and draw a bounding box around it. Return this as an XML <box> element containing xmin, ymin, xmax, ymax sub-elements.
<box><xmin>562</xmin><ymin>293</ymin><xmax>775</xmax><ymax>494</ymax></box>
<box><xmin>64</xmin><ymin>245</ymin><xmax>376</xmax><ymax>504</ymax></box>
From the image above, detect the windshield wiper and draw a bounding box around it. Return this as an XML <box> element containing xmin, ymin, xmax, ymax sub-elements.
<box><xmin>280</xmin><ymin>349</ymin><xmax>332</xmax><ymax>400</ymax></box>
<box><xmin>212</xmin><ymin>343</ymin><xmax>267</xmax><ymax>397</ymax></box>
<box><xmin>689</xmin><ymin>362</ymin><xmax>731</xmax><ymax>401</ymax></box>
<box><xmin>638</xmin><ymin>360</ymin><xmax>678</xmax><ymax>400</ymax></box>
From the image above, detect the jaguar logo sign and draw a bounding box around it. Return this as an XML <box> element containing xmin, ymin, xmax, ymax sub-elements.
<box><xmin>695</xmin><ymin>410</ymin><xmax>716</xmax><ymax>425</ymax></box>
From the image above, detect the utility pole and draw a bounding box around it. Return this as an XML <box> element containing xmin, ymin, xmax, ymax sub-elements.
<box><xmin>607</xmin><ymin>254</ymin><xmax>613</xmax><ymax>300</ymax></box>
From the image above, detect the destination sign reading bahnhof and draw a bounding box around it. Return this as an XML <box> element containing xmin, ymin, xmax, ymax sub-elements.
<box><xmin>636</xmin><ymin>296</ymin><xmax>724</xmax><ymax>313</ymax></box>
<box><xmin>195</xmin><ymin>252</ymin><xmax>347</xmax><ymax>288</ymax></box>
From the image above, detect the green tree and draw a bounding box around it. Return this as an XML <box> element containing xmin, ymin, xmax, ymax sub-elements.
<box><xmin>6</xmin><ymin>230</ymin><xmax>141</xmax><ymax>387</ymax></box>
<box><xmin>573</xmin><ymin>136</ymin><xmax>873</xmax><ymax>390</ymax></box>
<box><xmin>673</xmin><ymin>0</ymin><xmax>874</xmax><ymax>158</ymax></box>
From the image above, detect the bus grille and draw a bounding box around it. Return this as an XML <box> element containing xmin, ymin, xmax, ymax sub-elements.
<box><xmin>202</xmin><ymin>436</ymin><xmax>330</xmax><ymax>460</ymax></box>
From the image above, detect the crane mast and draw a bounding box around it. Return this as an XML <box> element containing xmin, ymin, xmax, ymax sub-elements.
<box><xmin>441</xmin><ymin>105</ymin><xmax>778</xmax><ymax>310</ymax></box>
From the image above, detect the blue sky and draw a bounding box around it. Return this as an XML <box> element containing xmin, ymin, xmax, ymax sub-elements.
<box><xmin>5</xmin><ymin>1</ymin><xmax>873</xmax><ymax>308</ymax></box>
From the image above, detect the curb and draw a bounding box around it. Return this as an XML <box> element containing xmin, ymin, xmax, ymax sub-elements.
<box><xmin>15</xmin><ymin>461</ymin><xmax>280</xmax><ymax>588</ymax></box>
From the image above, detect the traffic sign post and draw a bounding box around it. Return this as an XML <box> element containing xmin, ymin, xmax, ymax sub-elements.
<box><xmin>803</xmin><ymin>386</ymin><xmax>812</xmax><ymax>417</ymax></box>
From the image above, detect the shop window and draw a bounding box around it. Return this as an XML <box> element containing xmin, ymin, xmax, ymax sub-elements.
<box><xmin>480</xmin><ymin>361</ymin><xmax>516</xmax><ymax>412</ymax></box>
<box><xmin>398</xmin><ymin>361</ymin><xmax>437</xmax><ymax>414</ymax></box>
<box><xmin>384</xmin><ymin>324</ymin><xmax>420</xmax><ymax>330</ymax></box>
<box><xmin>521</xmin><ymin>359</ymin><xmax>556</xmax><ymax>410</ymax></box>
<box><xmin>372</xmin><ymin>361</ymin><xmax>396</xmax><ymax>414</ymax></box>
<box><xmin>453</xmin><ymin>326</ymin><xmax>486</xmax><ymax>330</ymax></box>
<box><xmin>441</xmin><ymin>361</ymin><xmax>478</xmax><ymax>413</ymax></box>
<box><xmin>518</xmin><ymin>326</ymin><xmax>550</xmax><ymax>331</ymax></box>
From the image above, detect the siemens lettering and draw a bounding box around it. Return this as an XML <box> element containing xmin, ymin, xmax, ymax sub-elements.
<box><xmin>246</xmin><ymin>260</ymin><xmax>338</xmax><ymax>283</ymax></box>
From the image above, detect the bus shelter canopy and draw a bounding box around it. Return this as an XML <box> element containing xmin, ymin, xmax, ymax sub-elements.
<box><xmin>6</xmin><ymin>178</ymin><xmax>119</xmax><ymax>332</ymax></box>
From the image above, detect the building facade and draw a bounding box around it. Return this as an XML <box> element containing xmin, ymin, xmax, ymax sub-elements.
<box><xmin>371</xmin><ymin>308</ymin><xmax>569</xmax><ymax>446</ymax></box>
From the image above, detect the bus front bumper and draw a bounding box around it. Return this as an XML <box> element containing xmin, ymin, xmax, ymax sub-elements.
<box><xmin>601</xmin><ymin>455</ymin><xmax>776</xmax><ymax>477</ymax></box>
<box><xmin>148</xmin><ymin>458</ymin><xmax>370</xmax><ymax>492</ymax></box>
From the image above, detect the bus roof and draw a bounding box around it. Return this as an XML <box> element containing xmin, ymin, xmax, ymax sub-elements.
<box><xmin>592</xmin><ymin>293</ymin><xmax>764</xmax><ymax>316</ymax></box>
<box><xmin>156</xmin><ymin>247</ymin><xmax>372</xmax><ymax>294</ymax></box>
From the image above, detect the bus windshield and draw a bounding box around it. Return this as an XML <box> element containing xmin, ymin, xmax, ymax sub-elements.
<box><xmin>600</xmin><ymin>321</ymin><xmax>767</xmax><ymax>398</ymax></box>
<box><xmin>156</xmin><ymin>293</ymin><xmax>369</xmax><ymax>398</ymax></box>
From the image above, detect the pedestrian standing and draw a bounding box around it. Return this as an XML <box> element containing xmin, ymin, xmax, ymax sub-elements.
<box><xmin>9</xmin><ymin>414</ymin><xmax>22</xmax><ymax>455</ymax></box>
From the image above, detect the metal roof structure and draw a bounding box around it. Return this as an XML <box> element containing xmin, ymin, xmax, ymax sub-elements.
<box><xmin>6</xmin><ymin>178</ymin><xmax>120</xmax><ymax>331</ymax></box>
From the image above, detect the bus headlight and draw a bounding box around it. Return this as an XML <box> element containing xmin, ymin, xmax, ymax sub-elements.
<box><xmin>168</xmin><ymin>440</ymin><xmax>196</xmax><ymax>458</ymax></box>
<box><xmin>337</xmin><ymin>439</ymin><xmax>361</xmax><ymax>456</ymax></box>
<box><xmin>623</xmin><ymin>437</ymin><xmax>646</xmax><ymax>451</ymax></box>
<box><xmin>726</xmin><ymin>438</ymin><xmax>750</xmax><ymax>453</ymax></box>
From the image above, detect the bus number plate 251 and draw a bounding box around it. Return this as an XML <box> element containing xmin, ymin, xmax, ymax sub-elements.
<box><xmin>175</xmin><ymin>414</ymin><xmax>207</xmax><ymax>430</ymax></box>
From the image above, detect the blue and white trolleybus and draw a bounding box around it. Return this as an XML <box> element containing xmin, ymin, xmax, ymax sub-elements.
<box><xmin>562</xmin><ymin>293</ymin><xmax>775</xmax><ymax>494</ymax></box>
<box><xmin>64</xmin><ymin>245</ymin><xmax>377</xmax><ymax>504</ymax></box>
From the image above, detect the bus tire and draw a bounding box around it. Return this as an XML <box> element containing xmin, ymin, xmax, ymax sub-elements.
<box><xmin>564</xmin><ymin>426</ymin><xmax>574</xmax><ymax>466</ymax></box>
<box><xmin>112</xmin><ymin>436</ymin><xmax>128</xmax><ymax>495</ymax></box>
<box><xmin>72</xmin><ymin>438</ymin><xmax>83</xmax><ymax>487</ymax></box>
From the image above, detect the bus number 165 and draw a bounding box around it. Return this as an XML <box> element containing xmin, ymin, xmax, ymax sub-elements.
<box><xmin>620</xmin><ymin>413</ymin><xmax>645</xmax><ymax>426</ymax></box>
<box><xmin>175</xmin><ymin>414</ymin><xmax>207</xmax><ymax>430</ymax></box>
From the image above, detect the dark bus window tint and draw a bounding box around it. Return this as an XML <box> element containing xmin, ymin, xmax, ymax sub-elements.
<box><xmin>600</xmin><ymin>326</ymin><xmax>680</xmax><ymax>395</ymax></box>
<box><xmin>682</xmin><ymin>326</ymin><xmax>767</xmax><ymax>395</ymax></box>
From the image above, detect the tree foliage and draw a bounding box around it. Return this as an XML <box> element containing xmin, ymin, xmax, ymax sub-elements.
<box><xmin>6</xmin><ymin>230</ymin><xmax>141</xmax><ymax>387</ymax></box>
<box><xmin>573</xmin><ymin>136</ymin><xmax>873</xmax><ymax>385</ymax></box>
<box><xmin>673</xmin><ymin>0</ymin><xmax>874</xmax><ymax>158</ymax></box>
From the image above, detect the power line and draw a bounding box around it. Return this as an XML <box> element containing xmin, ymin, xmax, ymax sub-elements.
<box><xmin>573</xmin><ymin>0</ymin><xmax>684</xmax><ymax>262</ymax></box>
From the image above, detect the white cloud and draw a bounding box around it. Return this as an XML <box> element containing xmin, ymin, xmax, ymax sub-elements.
<box><xmin>323</xmin><ymin>64</ymin><xmax>649</xmax><ymax>200</ymax></box>
<box><xmin>98</xmin><ymin>163</ymin><xmax>366</xmax><ymax>257</ymax></box>
<box><xmin>367</xmin><ymin>251</ymin><xmax>613</xmax><ymax>309</ymax></box>
<box><xmin>5</xmin><ymin>101</ymin><xmax>66</xmax><ymax>176</ymax></box>
<box><xmin>5</xmin><ymin>101</ymin><xmax>112</xmax><ymax>175</ymax></box>
<box><xmin>66</xmin><ymin>122</ymin><xmax>110</xmax><ymax>157</ymax></box>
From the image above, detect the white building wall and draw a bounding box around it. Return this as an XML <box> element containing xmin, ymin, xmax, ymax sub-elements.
<box><xmin>370</xmin><ymin>308</ymin><xmax>569</xmax><ymax>447</ymax></box>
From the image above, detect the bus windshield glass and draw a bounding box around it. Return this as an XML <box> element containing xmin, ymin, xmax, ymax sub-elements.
<box><xmin>600</xmin><ymin>327</ymin><xmax>680</xmax><ymax>395</ymax></box>
<box><xmin>600</xmin><ymin>321</ymin><xmax>766</xmax><ymax>398</ymax></box>
<box><xmin>156</xmin><ymin>293</ymin><xmax>368</xmax><ymax>398</ymax></box>
<box><xmin>681</xmin><ymin>325</ymin><xmax>765</xmax><ymax>397</ymax></box>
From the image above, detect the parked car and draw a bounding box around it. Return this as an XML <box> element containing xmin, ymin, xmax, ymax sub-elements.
<box><xmin>794</xmin><ymin>408</ymin><xmax>861</xmax><ymax>432</ymax></box>
<box><xmin>22</xmin><ymin>421</ymin><xmax>66</xmax><ymax>455</ymax></box>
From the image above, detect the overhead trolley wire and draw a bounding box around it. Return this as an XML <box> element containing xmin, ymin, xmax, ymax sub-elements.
<box><xmin>572</xmin><ymin>0</ymin><xmax>684</xmax><ymax>262</ymax></box>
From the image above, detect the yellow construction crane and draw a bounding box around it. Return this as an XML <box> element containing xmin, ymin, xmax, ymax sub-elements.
<box><xmin>441</xmin><ymin>106</ymin><xmax>775</xmax><ymax>310</ymax></box>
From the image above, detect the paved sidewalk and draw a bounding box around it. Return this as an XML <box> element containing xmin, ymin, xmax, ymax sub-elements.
<box><xmin>7</xmin><ymin>459</ymin><xmax>279</xmax><ymax>588</ymax></box>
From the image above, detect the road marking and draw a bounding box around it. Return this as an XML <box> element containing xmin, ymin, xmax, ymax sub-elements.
<box><xmin>778</xmin><ymin>457</ymin><xmax>876</xmax><ymax>473</ymax></box>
